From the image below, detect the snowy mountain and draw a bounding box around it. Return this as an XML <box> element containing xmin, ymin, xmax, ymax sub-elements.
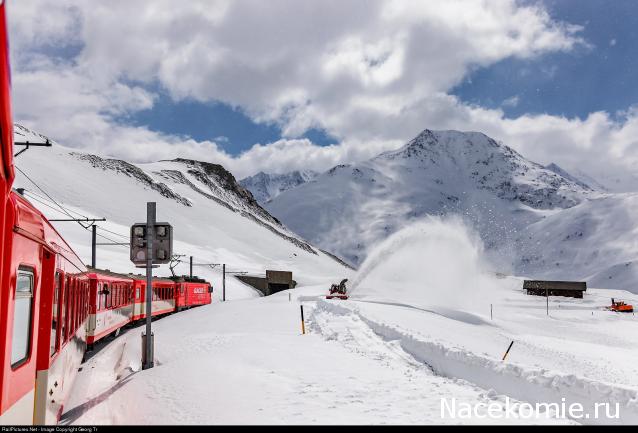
<box><xmin>264</xmin><ymin>129</ymin><xmax>638</xmax><ymax>292</ymax></box>
<box><xmin>12</xmin><ymin>124</ymin><xmax>352</xmax><ymax>298</ymax></box>
<box><xmin>266</xmin><ymin>129</ymin><xmax>594</xmax><ymax>263</ymax></box>
<box><xmin>544</xmin><ymin>163</ymin><xmax>594</xmax><ymax>191</ymax></box>
<box><xmin>240</xmin><ymin>170</ymin><xmax>318</xmax><ymax>204</ymax></box>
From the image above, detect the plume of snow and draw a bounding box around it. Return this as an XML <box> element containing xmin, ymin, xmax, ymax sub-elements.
<box><xmin>351</xmin><ymin>216</ymin><xmax>505</xmax><ymax>310</ymax></box>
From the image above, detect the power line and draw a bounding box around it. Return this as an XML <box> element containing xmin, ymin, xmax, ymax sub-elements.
<box><xmin>16</xmin><ymin>166</ymin><xmax>256</xmax><ymax>275</ymax></box>
<box><xmin>97</xmin><ymin>226</ymin><xmax>129</xmax><ymax>239</ymax></box>
<box><xmin>15</xmin><ymin>165</ymin><xmax>81</xmax><ymax>223</ymax></box>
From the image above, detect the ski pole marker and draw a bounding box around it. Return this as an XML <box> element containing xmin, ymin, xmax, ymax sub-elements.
<box><xmin>502</xmin><ymin>340</ymin><xmax>514</xmax><ymax>361</ymax></box>
<box><xmin>300</xmin><ymin>305</ymin><xmax>306</xmax><ymax>335</ymax></box>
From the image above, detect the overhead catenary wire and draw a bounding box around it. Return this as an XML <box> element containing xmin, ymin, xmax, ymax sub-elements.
<box><xmin>15</xmin><ymin>165</ymin><xmax>89</xmax><ymax>225</ymax></box>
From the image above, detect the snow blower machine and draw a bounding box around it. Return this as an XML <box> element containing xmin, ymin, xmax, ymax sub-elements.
<box><xmin>327</xmin><ymin>278</ymin><xmax>349</xmax><ymax>300</ymax></box>
<box><xmin>607</xmin><ymin>298</ymin><xmax>634</xmax><ymax>313</ymax></box>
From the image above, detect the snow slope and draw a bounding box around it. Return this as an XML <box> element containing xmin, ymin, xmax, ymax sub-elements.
<box><xmin>12</xmin><ymin>124</ymin><xmax>351</xmax><ymax>299</ymax></box>
<box><xmin>240</xmin><ymin>170</ymin><xmax>318</xmax><ymax>204</ymax></box>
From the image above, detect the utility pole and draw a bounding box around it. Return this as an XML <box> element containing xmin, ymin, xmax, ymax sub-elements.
<box><xmin>91</xmin><ymin>225</ymin><xmax>97</xmax><ymax>268</ymax></box>
<box><xmin>546</xmin><ymin>288</ymin><xmax>549</xmax><ymax>316</ymax></box>
<box><xmin>143</xmin><ymin>202</ymin><xmax>156</xmax><ymax>370</ymax></box>
<box><xmin>190</xmin><ymin>256</ymin><xmax>193</xmax><ymax>278</ymax></box>
<box><xmin>223</xmin><ymin>264</ymin><xmax>226</xmax><ymax>302</ymax></box>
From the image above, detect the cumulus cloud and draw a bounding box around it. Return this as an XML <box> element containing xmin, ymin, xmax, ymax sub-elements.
<box><xmin>7</xmin><ymin>0</ymin><xmax>638</xmax><ymax>189</ymax></box>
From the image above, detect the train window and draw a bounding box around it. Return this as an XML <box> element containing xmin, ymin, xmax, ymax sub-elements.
<box><xmin>60</xmin><ymin>279</ymin><xmax>66</xmax><ymax>344</ymax></box>
<box><xmin>50</xmin><ymin>272</ymin><xmax>61</xmax><ymax>356</ymax></box>
<box><xmin>11</xmin><ymin>267</ymin><xmax>34</xmax><ymax>369</ymax></box>
<box><xmin>68</xmin><ymin>282</ymin><xmax>74</xmax><ymax>334</ymax></box>
<box><xmin>72</xmin><ymin>282</ymin><xmax>77</xmax><ymax>333</ymax></box>
<box><xmin>104</xmin><ymin>284</ymin><xmax>110</xmax><ymax>308</ymax></box>
<box><xmin>64</xmin><ymin>277</ymin><xmax>71</xmax><ymax>341</ymax></box>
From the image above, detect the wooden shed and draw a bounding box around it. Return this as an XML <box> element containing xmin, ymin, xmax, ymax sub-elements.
<box><xmin>523</xmin><ymin>280</ymin><xmax>587</xmax><ymax>298</ymax></box>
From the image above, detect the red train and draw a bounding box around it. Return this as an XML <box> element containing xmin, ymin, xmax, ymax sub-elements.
<box><xmin>0</xmin><ymin>3</ymin><xmax>212</xmax><ymax>424</ymax></box>
<box><xmin>85</xmin><ymin>269</ymin><xmax>212</xmax><ymax>348</ymax></box>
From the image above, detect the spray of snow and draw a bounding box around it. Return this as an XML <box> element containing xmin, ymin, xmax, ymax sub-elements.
<box><xmin>350</xmin><ymin>217</ymin><xmax>505</xmax><ymax>310</ymax></box>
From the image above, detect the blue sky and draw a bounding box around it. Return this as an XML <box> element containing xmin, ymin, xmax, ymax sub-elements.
<box><xmin>121</xmin><ymin>92</ymin><xmax>337</xmax><ymax>151</ymax></box>
<box><xmin>453</xmin><ymin>0</ymin><xmax>638</xmax><ymax>120</ymax></box>
<box><xmin>115</xmin><ymin>0</ymin><xmax>638</xmax><ymax>154</ymax></box>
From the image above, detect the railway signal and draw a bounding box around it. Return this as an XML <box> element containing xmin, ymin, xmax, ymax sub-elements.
<box><xmin>131</xmin><ymin>202</ymin><xmax>173</xmax><ymax>370</ymax></box>
<box><xmin>130</xmin><ymin>221</ymin><xmax>173</xmax><ymax>265</ymax></box>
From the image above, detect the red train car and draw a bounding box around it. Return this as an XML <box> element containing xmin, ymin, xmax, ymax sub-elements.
<box><xmin>0</xmin><ymin>192</ymin><xmax>89</xmax><ymax>424</ymax></box>
<box><xmin>131</xmin><ymin>275</ymin><xmax>177</xmax><ymax>321</ymax></box>
<box><xmin>86</xmin><ymin>269</ymin><xmax>135</xmax><ymax>347</ymax></box>
<box><xmin>87</xmin><ymin>269</ymin><xmax>179</xmax><ymax>348</ymax></box>
<box><xmin>173</xmin><ymin>276</ymin><xmax>212</xmax><ymax>311</ymax></box>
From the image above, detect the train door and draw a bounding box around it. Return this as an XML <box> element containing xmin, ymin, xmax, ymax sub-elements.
<box><xmin>33</xmin><ymin>250</ymin><xmax>58</xmax><ymax>424</ymax></box>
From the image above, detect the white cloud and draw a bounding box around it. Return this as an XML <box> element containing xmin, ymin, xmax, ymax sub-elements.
<box><xmin>502</xmin><ymin>95</ymin><xmax>520</xmax><ymax>108</ymax></box>
<box><xmin>8</xmin><ymin>0</ymin><xmax>638</xmax><ymax>190</ymax></box>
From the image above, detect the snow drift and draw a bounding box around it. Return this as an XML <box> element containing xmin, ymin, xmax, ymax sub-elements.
<box><xmin>351</xmin><ymin>217</ymin><xmax>506</xmax><ymax>311</ymax></box>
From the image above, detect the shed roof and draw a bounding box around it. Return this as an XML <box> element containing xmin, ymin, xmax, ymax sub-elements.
<box><xmin>523</xmin><ymin>280</ymin><xmax>587</xmax><ymax>291</ymax></box>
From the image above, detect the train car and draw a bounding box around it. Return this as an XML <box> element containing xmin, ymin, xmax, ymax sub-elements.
<box><xmin>86</xmin><ymin>269</ymin><xmax>135</xmax><ymax>348</ymax></box>
<box><xmin>173</xmin><ymin>276</ymin><xmax>212</xmax><ymax>310</ymax></box>
<box><xmin>131</xmin><ymin>275</ymin><xmax>177</xmax><ymax>321</ymax></box>
<box><xmin>0</xmin><ymin>192</ymin><xmax>89</xmax><ymax>424</ymax></box>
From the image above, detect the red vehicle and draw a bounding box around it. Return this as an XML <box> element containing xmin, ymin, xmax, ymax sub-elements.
<box><xmin>87</xmin><ymin>269</ymin><xmax>209</xmax><ymax>348</ymax></box>
<box><xmin>173</xmin><ymin>276</ymin><xmax>213</xmax><ymax>311</ymax></box>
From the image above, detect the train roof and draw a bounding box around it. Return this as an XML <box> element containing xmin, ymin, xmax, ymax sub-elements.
<box><xmin>168</xmin><ymin>275</ymin><xmax>209</xmax><ymax>284</ymax></box>
<box><xmin>11</xmin><ymin>190</ymin><xmax>86</xmax><ymax>273</ymax></box>
<box><xmin>87</xmin><ymin>267</ymin><xmax>175</xmax><ymax>283</ymax></box>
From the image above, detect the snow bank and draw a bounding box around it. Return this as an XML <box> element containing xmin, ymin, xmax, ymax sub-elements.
<box><xmin>314</xmin><ymin>300</ymin><xmax>638</xmax><ymax>425</ymax></box>
<box><xmin>350</xmin><ymin>217</ymin><xmax>506</xmax><ymax>310</ymax></box>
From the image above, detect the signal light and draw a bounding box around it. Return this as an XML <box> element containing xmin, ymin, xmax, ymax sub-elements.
<box><xmin>130</xmin><ymin>223</ymin><xmax>173</xmax><ymax>265</ymax></box>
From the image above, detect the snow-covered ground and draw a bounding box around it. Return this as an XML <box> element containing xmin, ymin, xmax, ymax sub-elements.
<box><xmin>60</xmin><ymin>288</ymin><xmax>573</xmax><ymax>425</ymax></box>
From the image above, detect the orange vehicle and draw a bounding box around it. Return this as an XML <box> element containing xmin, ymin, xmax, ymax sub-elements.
<box><xmin>609</xmin><ymin>298</ymin><xmax>634</xmax><ymax>313</ymax></box>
